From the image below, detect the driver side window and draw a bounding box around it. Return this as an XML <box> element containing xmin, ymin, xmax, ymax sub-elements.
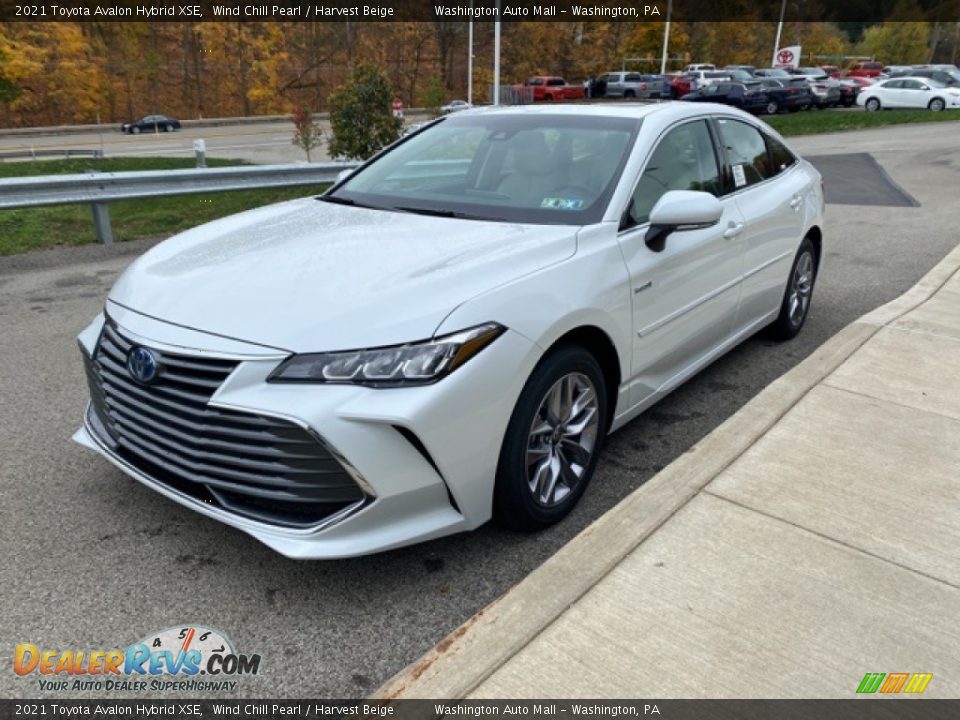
<box><xmin>627</xmin><ymin>120</ymin><xmax>721</xmax><ymax>227</ymax></box>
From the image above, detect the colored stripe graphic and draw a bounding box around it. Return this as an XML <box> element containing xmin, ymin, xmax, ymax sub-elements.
<box><xmin>857</xmin><ymin>673</ymin><xmax>885</xmax><ymax>694</ymax></box>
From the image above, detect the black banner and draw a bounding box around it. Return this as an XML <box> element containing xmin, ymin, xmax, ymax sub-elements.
<box><xmin>2</xmin><ymin>700</ymin><xmax>960</xmax><ymax>720</ymax></box>
<box><xmin>0</xmin><ymin>0</ymin><xmax>955</xmax><ymax>23</ymax></box>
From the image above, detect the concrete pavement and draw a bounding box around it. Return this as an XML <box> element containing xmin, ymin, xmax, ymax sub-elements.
<box><xmin>377</xmin><ymin>242</ymin><xmax>960</xmax><ymax>699</ymax></box>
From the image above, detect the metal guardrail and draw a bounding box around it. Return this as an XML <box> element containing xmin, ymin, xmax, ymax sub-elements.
<box><xmin>0</xmin><ymin>162</ymin><xmax>359</xmax><ymax>245</ymax></box>
<box><xmin>0</xmin><ymin>148</ymin><xmax>103</xmax><ymax>161</ymax></box>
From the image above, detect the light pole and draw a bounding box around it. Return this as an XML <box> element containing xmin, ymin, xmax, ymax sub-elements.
<box><xmin>467</xmin><ymin>1</ymin><xmax>473</xmax><ymax>104</ymax></box>
<box><xmin>660</xmin><ymin>0</ymin><xmax>672</xmax><ymax>76</ymax></box>
<box><xmin>493</xmin><ymin>1</ymin><xmax>501</xmax><ymax>105</ymax></box>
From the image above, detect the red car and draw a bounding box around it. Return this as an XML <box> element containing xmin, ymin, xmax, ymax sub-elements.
<box><xmin>520</xmin><ymin>76</ymin><xmax>586</xmax><ymax>102</ymax></box>
<box><xmin>847</xmin><ymin>62</ymin><xmax>884</xmax><ymax>78</ymax></box>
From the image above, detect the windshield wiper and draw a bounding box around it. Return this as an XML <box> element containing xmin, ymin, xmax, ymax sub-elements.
<box><xmin>316</xmin><ymin>195</ymin><xmax>385</xmax><ymax>211</ymax></box>
<box><xmin>392</xmin><ymin>205</ymin><xmax>498</xmax><ymax>221</ymax></box>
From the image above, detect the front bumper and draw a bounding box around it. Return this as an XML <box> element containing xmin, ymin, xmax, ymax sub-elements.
<box><xmin>74</xmin><ymin>307</ymin><xmax>542</xmax><ymax>558</ymax></box>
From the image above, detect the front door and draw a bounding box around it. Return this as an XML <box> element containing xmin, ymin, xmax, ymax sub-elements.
<box><xmin>616</xmin><ymin>119</ymin><xmax>745</xmax><ymax>406</ymax></box>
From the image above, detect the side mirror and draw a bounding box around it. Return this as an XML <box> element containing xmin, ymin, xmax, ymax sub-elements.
<box><xmin>336</xmin><ymin>168</ymin><xmax>354</xmax><ymax>184</ymax></box>
<box><xmin>645</xmin><ymin>190</ymin><xmax>722</xmax><ymax>252</ymax></box>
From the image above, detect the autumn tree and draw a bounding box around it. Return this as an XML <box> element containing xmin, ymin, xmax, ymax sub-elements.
<box><xmin>0</xmin><ymin>49</ymin><xmax>20</xmax><ymax>104</ymax></box>
<box><xmin>327</xmin><ymin>63</ymin><xmax>401</xmax><ymax>161</ymax></box>
<box><xmin>858</xmin><ymin>0</ymin><xmax>931</xmax><ymax>64</ymax></box>
<box><xmin>423</xmin><ymin>76</ymin><xmax>445</xmax><ymax>117</ymax></box>
<box><xmin>291</xmin><ymin>104</ymin><xmax>323</xmax><ymax>162</ymax></box>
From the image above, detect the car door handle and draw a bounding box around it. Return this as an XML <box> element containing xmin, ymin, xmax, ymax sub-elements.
<box><xmin>723</xmin><ymin>221</ymin><xmax>745</xmax><ymax>239</ymax></box>
<box><xmin>789</xmin><ymin>195</ymin><xmax>804</xmax><ymax>210</ymax></box>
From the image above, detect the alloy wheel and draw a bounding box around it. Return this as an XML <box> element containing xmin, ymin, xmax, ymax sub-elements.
<box><xmin>525</xmin><ymin>372</ymin><xmax>600</xmax><ymax>508</ymax></box>
<box><xmin>789</xmin><ymin>251</ymin><xmax>815</xmax><ymax>327</ymax></box>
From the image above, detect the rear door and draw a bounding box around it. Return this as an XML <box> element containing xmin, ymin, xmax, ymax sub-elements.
<box><xmin>714</xmin><ymin>117</ymin><xmax>807</xmax><ymax>330</ymax></box>
<box><xmin>900</xmin><ymin>79</ymin><xmax>929</xmax><ymax>108</ymax></box>
<box><xmin>616</xmin><ymin>118</ymin><xmax>746</xmax><ymax>404</ymax></box>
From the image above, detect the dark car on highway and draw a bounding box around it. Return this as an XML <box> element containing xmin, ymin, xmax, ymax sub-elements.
<box><xmin>121</xmin><ymin>115</ymin><xmax>181</xmax><ymax>134</ymax></box>
<box><xmin>680</xmin><ymin>81</ymin><xmax>769</xmax><ymax>114</ymax></box>
<box><xmin>755</xmin><ymin>78</ymin><xmax>815</xmax><ymax>113</ymax></box>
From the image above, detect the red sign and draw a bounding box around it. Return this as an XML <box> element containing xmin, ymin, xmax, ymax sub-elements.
<box><xmin>777</xmin><ymin>49</ymin><xmax>795</xmax><ymax>65</ymax></box>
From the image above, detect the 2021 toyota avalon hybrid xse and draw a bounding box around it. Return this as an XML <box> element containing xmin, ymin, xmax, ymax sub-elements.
<box><xmin>75</xmin><ymin>103</ymin><xmax>824</xmax><ymax>558</ymax></box>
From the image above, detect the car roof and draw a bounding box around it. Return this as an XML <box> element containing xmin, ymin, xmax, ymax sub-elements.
<box><xmin>460</xmin><ymin>101</ymin><xmax>757</xmax><ymax>124</ymax></box>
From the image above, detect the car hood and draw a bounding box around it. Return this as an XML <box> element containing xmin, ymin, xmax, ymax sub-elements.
<box><xmin>109</xmin><ymin>198</ymin><xmax>578</xmax><ymax>353</ymax></box>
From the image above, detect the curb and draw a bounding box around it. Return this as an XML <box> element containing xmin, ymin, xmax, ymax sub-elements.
<box><xmin>374</xmin><ymin>242</ymin><xmax>960</xmax><ymax>700</ymax></box>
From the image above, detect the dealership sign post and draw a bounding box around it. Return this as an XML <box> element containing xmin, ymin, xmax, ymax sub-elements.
<box><xmin>775</xmin><ymin>45</ymin><xmax>802</xmax><ymax>69</ymax></box>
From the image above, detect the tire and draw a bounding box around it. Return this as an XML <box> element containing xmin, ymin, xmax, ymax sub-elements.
<box><xmin>929</xmin><ymin>98</ymin><xmax>945</xmax><ymax>112</ymax></box>
<box><xmin>765</xmin><ymin>100</ymin><xmax>779</xmax><ymax>115</ymax></box>
<box><xmin>865</xmin><ymin>97</ymin><xmax>880</xmax><ymax>112</ymax></box>
<box><xmin>164</xmin><ymin>124</ymin><xmax>174</xmax><ymax>132</ymax></box>
<box><xmin>624</xmin><ymin>90</ymin><xmax>636</xmax><ymax>99</ymax></box>
<box><xmin>768</xmin><ymin>237</ymin><xmax>818</xmax><ymax>341</ymax></box>
<box><xmin>131</xmin><ymin>126</ymin><xmax>141</xmax><ymax>134</ymax></box>
<box><xmin>493</xmin><ymin>345</ymin><xmax>608</xmax><ymax>531</ymax></box>
<box><xmin>543</xmin><ymin>94</ymin><xmax>553</xmax><ymax>101</ymax></box>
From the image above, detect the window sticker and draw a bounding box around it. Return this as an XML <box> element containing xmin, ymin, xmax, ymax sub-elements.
<box><xmin>541</xmin><ymin>197</ymin><xmax>585</xmax><ymax>210</ymax></box>
<box><xmin>732</xmin><ymin>164</ymin><xmax>747</xmax><ymax>188</ymax></box>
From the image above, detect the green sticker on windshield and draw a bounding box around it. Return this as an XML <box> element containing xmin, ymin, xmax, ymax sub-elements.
<box><xmin>541</xmin><ymin>197</ymin><xmax>584</xmax><ymax>210</ymax></box>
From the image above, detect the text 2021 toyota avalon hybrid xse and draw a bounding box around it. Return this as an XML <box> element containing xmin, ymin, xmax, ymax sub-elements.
<box><xmin>75</xmin><ymin>103</ymin><xmax>824</xmax><ymax>558</ymax></box>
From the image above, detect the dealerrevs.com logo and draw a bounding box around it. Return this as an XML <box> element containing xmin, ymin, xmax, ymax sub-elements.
<box><xmin>14</xmin><ymin>625</ymin><xmax>261</xmax><ymax>693</ymax></box>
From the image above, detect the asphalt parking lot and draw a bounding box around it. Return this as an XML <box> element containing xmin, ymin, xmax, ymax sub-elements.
<box><xmin>2</xmin><ymin>122</ymin><xmax>959</xmax><ymax>699</ymax></box>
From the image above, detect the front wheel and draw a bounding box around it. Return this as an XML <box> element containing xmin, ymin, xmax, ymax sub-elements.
<box><xmin>130</xmin><ymin>126</ymin><xmax>141</xmax><ymax>134</ymax></box>
<box><xmin>768</xmin><ymin>238</ymin><xmax>817</xmax><ymax>341</ymax></box>
<box><xmin>494</xmin><ymin>346</ymin><xmax>608</xmax><ymax>530</ymax></box>
<box><xmin>929</xmin><ymin>98</ymin><xmax>945</xmax><ymax>112</ymax></box>
<box><xmin>865</xmin><ymin>97</ymin><xmax>881</xmax><ymax>112</ymax></box>
<box><xmin>765</xmin><ymin>100</ymin><xmax>780</xmax><ymax>115</ymax></box>
<box><xmin>164</xmin><ymin>123</ymin><xmax>174</xmax><ymax>132</ymax></box>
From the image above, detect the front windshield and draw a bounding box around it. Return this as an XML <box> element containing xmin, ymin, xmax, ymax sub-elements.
<box><xmin>329</xmin><ymin>113</ymin><xmax>640</xmax><ymax>225</ymax></box>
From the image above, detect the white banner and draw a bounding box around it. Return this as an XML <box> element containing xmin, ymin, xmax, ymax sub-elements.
<box><xmin>774</xmin><ymin>46</ymin><xmax>802</xmax><ymax>69</ymax></box>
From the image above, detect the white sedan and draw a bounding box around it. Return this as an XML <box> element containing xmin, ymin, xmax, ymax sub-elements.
<box><xmin>75</xmin><ymin>103</ymin><xmax>824</xmax><ymax>558</ymax></box>
<box><xmin>442</xmin><ymin>99</ymin><xmax>472</xmax><ymax>114</ymax></box>
<box><xmin>857</xmin><ymin>76</ymin><xmax>960</xmax><ymax>111</ymax></box>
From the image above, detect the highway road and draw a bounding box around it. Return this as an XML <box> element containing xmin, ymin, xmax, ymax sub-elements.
<box><xmin>1</xmin><ymin>123</ymin><xmax>959</xmax><ymax>699</ymax></box>
<box><xmin>0</xmin><ymin>117</ymin><xmax>429</xmax><ymax>166</ymax></box>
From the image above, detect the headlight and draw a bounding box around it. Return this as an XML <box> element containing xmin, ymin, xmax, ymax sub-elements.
<box><xmin>268</xmin><ymin>323</ymin><xmax>505</xmax><ymax>386</ymax></box>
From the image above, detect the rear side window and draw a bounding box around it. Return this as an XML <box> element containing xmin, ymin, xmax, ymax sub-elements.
<box><xmin>717</xmin><ymin>118</ymin><xmax>774</xmax><ymax>189</ymax></box>
<box><xmin>766</xmin><ymin>135</ymin><xmax>796</xmax><ymax>174</ymax></box>
<box><xmin>626</xmin><ymin>73</ymin><xmax>642</xmax><ymax>82</ymax></box>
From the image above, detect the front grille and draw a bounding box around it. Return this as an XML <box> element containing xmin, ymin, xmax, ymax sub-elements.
<box><xmin>82</xmin><ymin>321</ymin><xmax>366</xmax><ymax>528</ymax></box>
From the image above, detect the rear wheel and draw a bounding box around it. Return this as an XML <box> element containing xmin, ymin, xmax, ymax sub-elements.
<box><xmin>865</xmin><ymin>97</ymin><xmax>881</xmax><ymax>112</ymax></box>
<box><xmin>624</xmin><ymin>89</ymin><xmax>636</xmax><ymax>99</ymax></box>
<box><xmin>766</xmin><ymin>100</ymin><xmax>780</xmax><ymax>115</ymax></box>
<box><xmin>768</xmin><ymin>238</ymin><xmax>817</xmax><ymax>341</ymax></box>
<box><xmin>131</xmin><ymin>126</ymin><xmax>141</xmax><ymax>134</ymax></box>
<box><xmin>494</xmin><ymin>346</ymin><xmax>607</xmax><ymax>530</ymax></box>
<box><xmin>929</xmin><ymin>98</ymin><xmax>945</xmax><ymax>112</ymax></box>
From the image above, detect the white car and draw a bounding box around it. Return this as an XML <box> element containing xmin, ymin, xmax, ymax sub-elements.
<box><xmin>442</xmin><ymin>99</ymin><xmax>472</xmax><ymax>114</ymax></box>
<box><xmin>857</xmin><ymin>76</ymin><xmax>960</xmax><ymax>111</ymax></box>
<box><xmin>75</xmin><ymin>103</ymin><xmax>825</xmax><ymax>558</ymax></box>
